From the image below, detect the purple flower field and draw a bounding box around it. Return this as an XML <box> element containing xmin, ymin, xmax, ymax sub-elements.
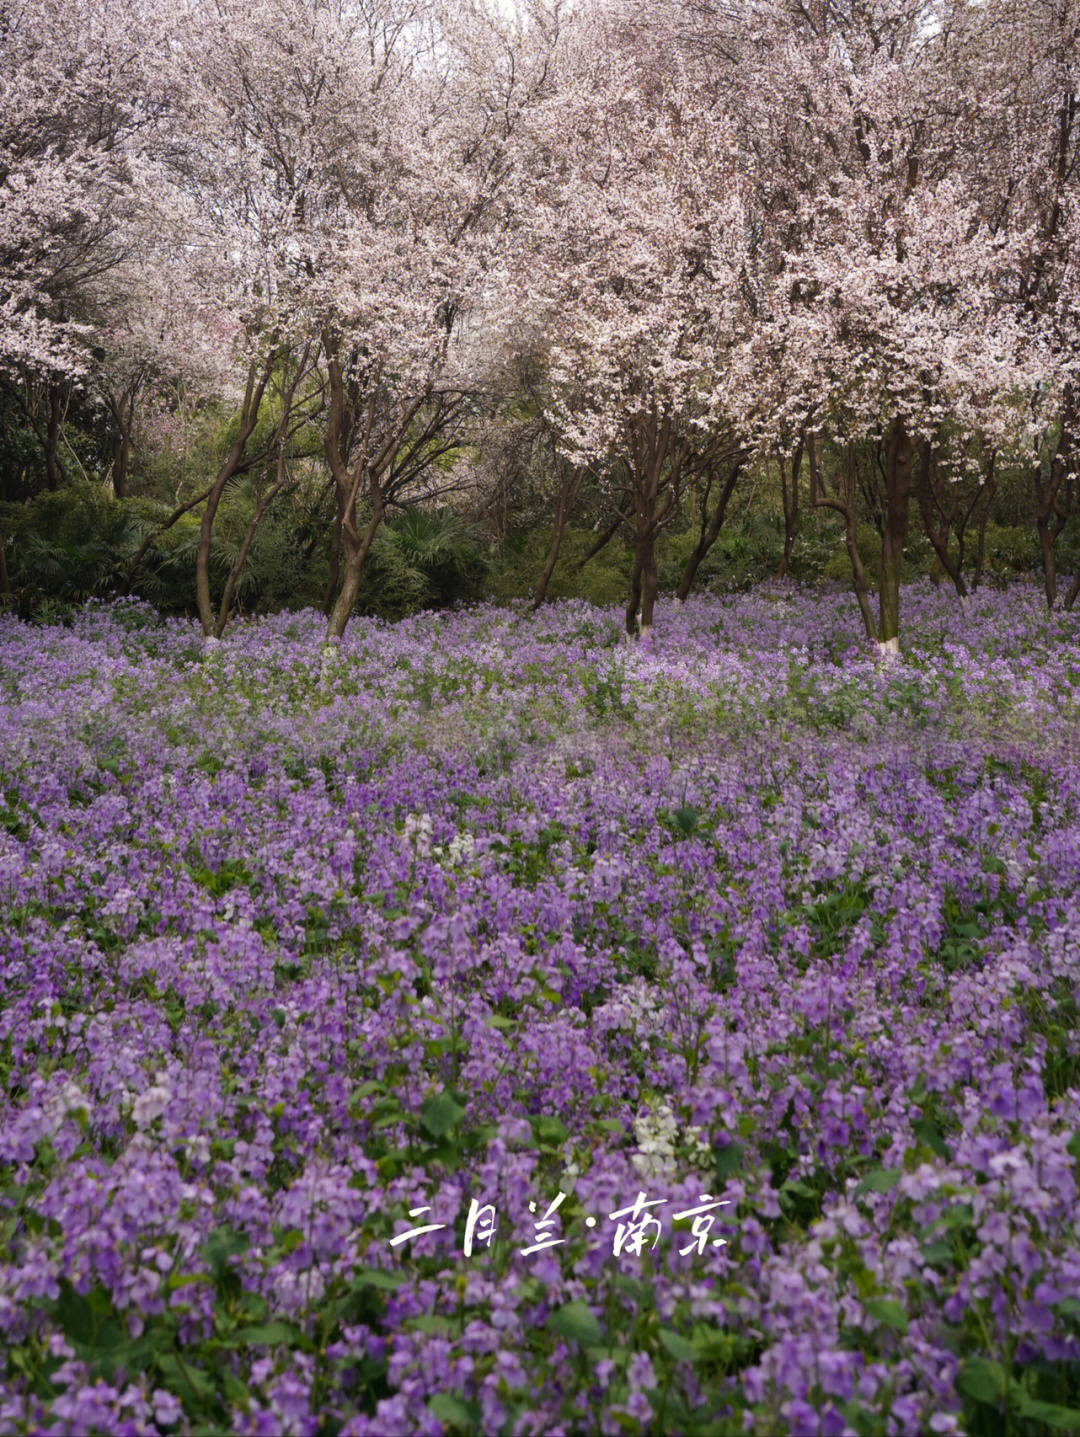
<box><xmin>2</xmin><ymin>581</ymin><xmax>1080</xmax><ymax>1436</ymax></box>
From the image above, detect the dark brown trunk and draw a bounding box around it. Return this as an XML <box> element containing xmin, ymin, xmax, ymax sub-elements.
<box><xmin>45</xmin><ymin>384</ymin><xmax>64</xmax><ymax>491</ymax></box>
<box><xmin>322</xmin><ymin>491</ymin><xmax>345</xmax><ymax>615</ymax></box>
<box><xmin>108</xmin><ymin>387</ymin><xmax>136</xmax><ymax>499</ymax></box>
<box><xmin>811</xmin><ymin>437</ymin><xmax>877</xmax><ymax>643</ymax></box>
<box><xmin>532</xmin><ymin>465</ymin><xmax>585</xmax><ymax>610</ymax></box>
<box><xmin>639</xmin><ymin>531</ymin><xmax>658</xmax><ymax>634</ymax></box>
<box><xmin>625</xmin><ymin>546</ymin><xmax>644</xmax><ymax>636</ymax></box>
<box><xmin>1034</xmin><ymin>387</ymin><xmax>1076</xmax><ymax>612</ymax></box>
<box><xmin>776</xmin><ymin>439</ymin><xmax>803</xmax><ymax>579</ymax></box>
<box><xmin>0</xmin><ymin>533</ymin><xmax>10</xmax><ymax>599</ymax></box>
<box><xmin>879</xmin><ymin>418</ymin><xmax>912</xmax><ymax>648</ymax></box>
<box><xmin>321</xmin><ymin>333</ymin><xmax>426</xmax><ymax>641</ymax></box>
<box><xmin>972</xmin><ymin>451</ymin><xmax>995</xmax><ymax>593</ymax></box>
<box><xmin>327</xmin><ymin>505</ymin><xmax>381</xmax><ymax>639</ymax></box>
<box><xmin>196</xmin><ymin>356</ymin><xmax>274</xmax><ymax>636</ymax></box>
<box><xmin>677</xmin><ymin>461</ymin><xmax>741</xmax><ymax>602</ymax></box>
<box><xmin>576</xmin><ymin>494</ymin><xmax>630</xmax><ymax>571</ymax></box>
<box><xmin>112</xmin><ymin>427</ymin><xmax>129</xmax><ymax>499</ymax></box>
<box><xmin>215</xmin><ymin>361</ymin><xmax>307</xmax><ymax>636</ymax></box>
<box><xmin>917</xmin><ymin>436</ymin><xmax>967</xmax><ymax>599</ymax></box>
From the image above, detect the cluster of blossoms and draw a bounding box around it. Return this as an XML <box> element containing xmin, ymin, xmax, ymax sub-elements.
<box><xmin>0</xmin><ymin>583</ymin><xmax>1078</xmax><ymax>1433</ymax></box>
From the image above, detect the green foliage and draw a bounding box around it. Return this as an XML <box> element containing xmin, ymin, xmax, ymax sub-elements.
<box><xmin>357</xmin><ymin>508</ymin><xmax>487</xmax><ymax>620</ymax></box>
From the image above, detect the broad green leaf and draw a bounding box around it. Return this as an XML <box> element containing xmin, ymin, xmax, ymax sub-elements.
<box><xmin>958</xmin><ymin>1356</ymin><xmax>1007</xmax><ymax>1406</ymax></box>
<box><xmin>658</xmin><ymin>1328</ymin><xmax>698</xmax><ymax>1362</ymax></box>
<box><xmin>549</xmin><ymin>1300</ymin><xmax>603</xmax><ymax>1347</ymax></box>
<box><xmin>714</xmin><ymin>1141</ymin><xmax>744</xmax><ymax>1181</ymax></box>
<box><xmin>232</xmin><ymin>1323</ymin><xmax>297</xmax><ymax>1346</ymax></box>
<box><xmin>428</xmin><ymin>1394</ymin><xmax>473</xmax><ymax>1429</ymax></box>
<box><xmin>1014</xmin><ymin>1391</ymin><xmax>1080</xmax><ymax>1432</ymax></box>
<box><xmin>856</xmin><ymin>1168</ymin><xmax>902</xmax><ymax>1196</ymax></box>
<box><xmin>420</xmin><ymin>1090</ymin><xmax>466</xmax><ymax>1139</ymax></box>
<box><xmin>864</xmin><ymin>1298</ymin><xmax>909</xmax><ymax>1334</ymax></box>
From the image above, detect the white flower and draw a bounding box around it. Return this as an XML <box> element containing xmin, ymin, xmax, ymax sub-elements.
<box><xmin>133</xmin><ymin>1077</ymin><xmax>172</xmax><ymax>1129</ymax></box>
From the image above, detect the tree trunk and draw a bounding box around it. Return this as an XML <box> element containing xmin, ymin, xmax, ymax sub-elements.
<box><xmin>0</xmin><ymin>533</ymin><xmax>10</xmax><ymax>599</ymax></box>
<box><xmin>321</xmin><ymin>492</ymin><xmax>345</xmax><ymax>616</ymax></box>
<box><xmin>214</xmin><ymin>360</ymin><xmax>307</xmax><ymax>637</ymax></box>
<box><xmin>321</xmin><ymin>333</ymin><xmax>426</xmax><ymax>641</ymax></box>
<box><xmin>108</xmin><ymin>387</ymin><xmax>136</xmax><ymax>499</ymax></box>
<box><xmin>196</xmin><ymin>356</ymin><xmax>274</xmax><ymax>636</ymax></box>
<box><xmin>624</xmin><ymin>546</ymin><xmax>644</xmax><ymax>636</ymax></box>
<box><xmin>326</xmin><ymin>505</ymin><xmax>381</xmax><ymax>638</ymax></box>
<box><xmin>811</xmin><ymin>435</ymin><xmax>877</xmax><ymax>643</ymax></box>
<box><xmin>576</xmin><ymin>492</ymin><xmax>630</xmax><ymax>571</ymax></box>
<box><xmin>776</xmin><ymin>439</ymin><xmax>803</xmax><ymax>579</ymax></box>
<box><xmin>972</xmin><ymin>451</ymin><xmax>996</xmax><ymax>593</ymax></box>
<box><xmin>917</xmin><ymin>436</ymin><xmax>967</xmax><ymax>599</ymax></box>
<box><xmin>677</xmin><ymin>461</ymin><xmax>741</xmax><ymax>601</ymax></box>
<box><xmin>45</xmin><ymin>384</ymin><xmax>64</xmax><ymax>491</ymax></box>
<box><xmin>639</xmin><ymin>530</ymin><xmax>658</xmax><ymax>637</ymax></box>
<box><xmin>532</xmin><ymin>465</ymin><xmax>585</xmax><ymax>610</ymax></box>
<box><xmin>879</xmin><ymin>417</ymin><xmax>912</xmax><ymax>650</ymax></box>
<box><xmin>1034</xmin><ymin>387</ymin><xmax>1076</xmax><ymax>612</ymax></box>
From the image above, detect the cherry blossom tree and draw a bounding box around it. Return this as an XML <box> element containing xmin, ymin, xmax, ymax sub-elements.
<box><xmin>514</xmin><ymin>0</ymin><xmax>751</xmax><ymax>638</ymax></box>
<box><xmin>719</xmin><ymin>0</ymin><xmax>1048</xmax><ymax>649</ymax></box>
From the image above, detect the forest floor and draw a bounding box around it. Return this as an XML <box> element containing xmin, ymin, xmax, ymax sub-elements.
<box><xmin>1</xmin><ymin>580</ymin><xmax>1079</xmax><ymax>1434</ymax></box>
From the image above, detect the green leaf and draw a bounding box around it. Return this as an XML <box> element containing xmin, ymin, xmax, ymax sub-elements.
<box><xmin>658</xmin><ymin>1328</ymin><xmax>698</xmax><ymax>1362</ymax></box>
<box><xmin>921</xmin><ymin>1239</ymin><xmax>952</xmax><ymax>1267</ymax></box>
<box><xmin>714</xmin><ymin>1140</ymin><xmax>743</xmax><ymax>1181</ymax></box>
<box><xmin>428</xmin><ymin>1393</ymin><xmax>475</xmax><ymax>1429</ymax></box>
<box><xmin>912</xmin><ymin>1117</ymin><xmax>949</xmax><ymax>1159</ymax></box>
<box><xmin>352</xmin><ymin>1267</ymin><xmax>407</xmax><ymax>1292</ymax></box>
<box><xmin>409</xmin><ymin>1314</ymin><xmax>458</xmax><ymax>1335</ymax></box>
<box><xmin>864</xmin><ymin>1298</ymin><xmax>908</xmax><ymax>1334</ymax></box>
<box><xmin>1013</xmin><ymin>1391</ymin><xmax>1080</xmax><ymax>1432</ymax></box>
<box><xmin>533</xmin><ymin>1115</ymin><xmax>569</xmax><ymax>1145</ymax></box>
<box><xmin>232</xmin><ymin>1323</ymin><xmax>297</xmax><ymax>1346</ymax></box>
<box><xmin>958</xmin><ymin>1356</ymin><xmax>1007</xmax><ymax>1407</ymax></box>
<box><xmin>157</xmin><ymin>1353</ymin><xmax>217</xmax><ymax>1403</ymax></box>
<box><xmin>420</xmin><ymin>1090</ymin><xmax>466</xmax><ymax>1139</ymax></box>
<box><xmin>549</xmin><ymin>1300</ymin><xmax>603</xmax><ymax>1348</ymax></box>
<box><xmin>856</xmin><ymin>1168</ymin><xmax>902</xmax><ymax>1196</ymax></box>
<box><xmin>671</xmin><ymin>806</ymin><xmax>699</xmax><ymax>837</ymax></box>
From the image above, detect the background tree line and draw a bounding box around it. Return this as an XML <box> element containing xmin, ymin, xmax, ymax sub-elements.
<box><xmin>2</xmin><ymin>0</ymin><xmax>1078</xmax><ymax>646</ymax></box>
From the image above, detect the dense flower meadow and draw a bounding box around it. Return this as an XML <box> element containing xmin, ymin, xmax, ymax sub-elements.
<box><xmin>2</xmin><ymin>582</ymin><xmax>1080</xmax><ymax>1436</ymax></box>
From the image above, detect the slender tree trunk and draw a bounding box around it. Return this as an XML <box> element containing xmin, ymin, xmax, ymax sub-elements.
<box><xmin>327</xmin><ymin>503</ymin><xmax>381</xmax><ymax>638</ymax></box>
<box><xmin>321</xmin><ymin>492</ymin><xmax>345</xmax><ymax>615</ymax></box>
<box><xmin>917</xmin><ymin>436</ymin><xmax>967</xmax><ymax>599</ymax></box>
<box><xmin>321</xmin><ymin>333</ymin><xmax>427</xmax><ymax>641</ymax></box>
<box><xmin>972</xmin><ymin>451</ymin><xmax>996</xmax><ymax>593</ymax></box>
<box><xmin>639</xmin><ymin>530</ymin><xmax>658</xmax><ymax>636</ymax></box>
<box><xmin>0</xmin><ymin>533</ymin><xmax>10</xmax><ymax>599</ymax></box>
<box><xmin>196</xmin><ymin>356</ymin><xmax>274</xmax><ymax>636</ymax></box>
<box><xmin>678</xmin><ymin>461</ymin><xmax>741</xmax><ymax>601</ymax></box>
<box><xmin>45</xmin><ymin>384</ymin><xmax>64</xmax><ymax>491</ymax></box>
<box><xmin>532</xmin><ymin>465</ymin><xmax>585</xmax><ymax>610</ymax></box>
<box><xmin>624</xmin><ymin>546</ymin><xmax>644</xmax><ymax>637</ymax></box>
<box><xmin>123</xmin><ymin>482</ymin><xmax>214</xmax><ymax>592</ymax></box>
<box><xmin>576</xmin><ymin>494</ymin><xmax>630</xmax><ymax>571</ymax></box>
<box><xmin>811</xmin><ymin>434</ymin><xmax>877</xmax><ymax>643</ymax></box>
<box><xmin>1034</xmin><ymin>387</ymin><xmax>1076</xmax><ymax>612</ymax></box>
<box><xmin>112</xmin><ymin>426</ymin><xmax>130</xmax><ymax>499</ymax></box>
<box><xmin>214</xmin><ymin>359</ymin><xmax>307</xmax><ymax>637</ymax></box>
<box><xmin>879</xmin><ymin>418</ymin><xmax>912</xmax><ymax>651</ymax></box>
<box><xmin>108</xmin><ymin>387</ymin><xmax>135</xmax><ymax>499</ymax></box>
<box><xmin>777</xmin><ymin>439</ymin><xmax>803</xmax><ymax>579</ymax></box>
